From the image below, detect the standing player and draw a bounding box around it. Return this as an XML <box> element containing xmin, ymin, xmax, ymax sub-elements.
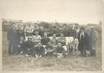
<box><xmin>24</xmin><ymin>23</ymin><xmax>34</xmax><ymax>41</ymax></box>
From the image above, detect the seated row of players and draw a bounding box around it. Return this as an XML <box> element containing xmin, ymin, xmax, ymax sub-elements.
<box><xmin>18</xmin><ymin>31</ymin><xmax>66</xmax><ymax>58</ymax></box>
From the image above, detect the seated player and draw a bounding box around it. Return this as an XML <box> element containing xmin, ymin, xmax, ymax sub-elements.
<box><xmin>57</xmin><ymin>33</ymin><xmax>66</xmax><ymax>46</ymax></box>
<box><xmin>45</xmin><ymin>42</ymin><xmax>56</xmax><ymax>56</ymax></box>
<box><xmin>55</xmin><ymin>43</ymin><xmax>65</xmax><ymax>58</ymax></box>
<box><xmin>50</xmin><ymin>34</ymin><xmax>57</xmax><ymax>48</ymax></box>
<box><xmin>17</xmin><ymin>36</ymin><xmax>25</xmax><ymax>55</ymax></box>
<box><xmin>33</xmin><ymin>42</ymin><xmax>45</xmax><ymax>58</ymax></box>
<box><xmin>24</xmin><ymin>37</ymin><xmax>34</xmax><ymax>56</ymax></box>
<box><xmin>32</xmin><ymin>31</ymin><xmax>41</xmax><ymax>46</ymax></box>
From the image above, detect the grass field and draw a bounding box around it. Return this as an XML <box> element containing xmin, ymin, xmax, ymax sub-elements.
<box><xmin>2</xmin><ymin>31</ymin><xmax>102</xmax><ymax>71</ymax></box>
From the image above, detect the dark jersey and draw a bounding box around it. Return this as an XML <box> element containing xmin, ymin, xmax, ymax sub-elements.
<box><xmin>41</xmin><ymin>37</ymin><xmax>50</xmax><ymax>45</ymax></box>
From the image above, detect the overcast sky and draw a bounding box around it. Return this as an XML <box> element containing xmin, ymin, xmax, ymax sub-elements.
<box><xmin>0</xmin><ymin>0</ymin><xmax>104</xmax><ymax>24</ymax></box>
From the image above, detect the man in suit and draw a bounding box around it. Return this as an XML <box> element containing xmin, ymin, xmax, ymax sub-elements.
<box><xmin>78</xmin><ymin>27</ymin><xmax>88</xmax><ymax>56</ymax></box>
<box><xmin>89</xmin><ymin>27</ymin><xmax>97</xmax><ymax>56</ymax></box>
<box><xmin>7</xmin><ymin>24</ymin><xmax>19</xmax><ymax>55</ymax></box>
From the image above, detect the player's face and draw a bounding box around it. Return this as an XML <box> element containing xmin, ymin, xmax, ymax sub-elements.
<box><xmin>44</xmin><ymin>33</ymin><xmax>47</xmax><ymax>37</ymax></box>
<box><xmin>35</xmin><ymin>31</ymin><xmax>39</xmax><ymax>35</ymax></box>
<box><xmin>60</xmin><ymin>34</ymin><xmax>64</xmax><ymax>37</ymax></box>
<box><xmin>38</xmin><ymin>43</ymin><xmax>42</xmax><ymax>47</ymax></box>
<box><xmin>53</xmin><ymin>34</ymin><xmax>56</xmax><ymax>37</ymax></box>
<box><xmin>58</xmin><ymin>43</ymin><xmax>62</xmax><ymax>47</ymax></box>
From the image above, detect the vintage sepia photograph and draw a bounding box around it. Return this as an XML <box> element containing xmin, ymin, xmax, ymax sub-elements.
<box><xmin>0</xmin><ymin>0</ymin><xmax>103</xmax><ymax>72</ymax></box>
